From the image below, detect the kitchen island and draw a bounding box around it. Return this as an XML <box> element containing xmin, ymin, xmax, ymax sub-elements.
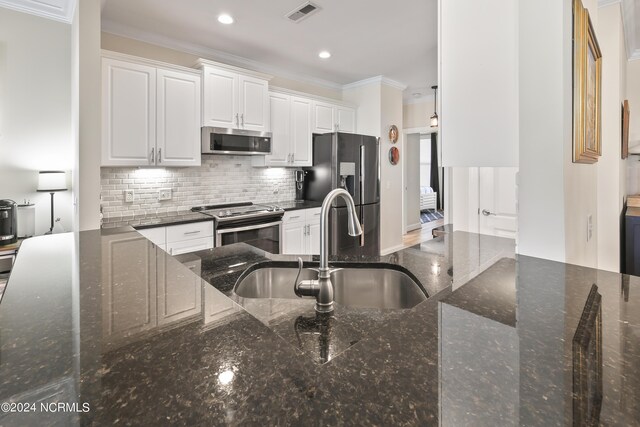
<box><xmin>0</xmin><ymin>228</ymin><xmax>638</xmax><ymax>426</ymax></box>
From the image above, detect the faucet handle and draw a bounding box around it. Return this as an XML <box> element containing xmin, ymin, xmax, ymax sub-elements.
<box><xmin>294</xmin><ymin>257</ymin><xmax>303</xmax><ymax>290</ymax></box>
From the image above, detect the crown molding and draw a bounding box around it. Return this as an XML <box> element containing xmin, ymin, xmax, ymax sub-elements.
<box><xmin>403</xmin><ymin>94</ymin><xmax>434</xmax><ymax>105</ymax></box>
<box><xmin>342</xmin><ymin>75</ymin><xmax>408</xmax><ymax>91</ymax></box>
<box><xmin>194</xmin><ymin>58</ymin><xmax>273</xmax><ymax>81</ymax></box>
<box><xmin>0</xmin><ymin>0</ymin><xmax>76</xmax><ymax>23</ymax></box>
<box><xmin>101</xmin><ymin>20</ymin><xmax>345</xmax><ymax>91</ymax></box>
<box><xmin>269</xmin><ymin>86</ymin><xmax>355</xmax><ymax>107</ymax></box>
<box><xmin>630</xmin><ymin>49</ymin><xmax>640</xmax><ymax>61</ymax></box>
<box><xmin>102</xmin><ymin>50</ymin><xmax>202</xmax><ymax>76</ymax></box>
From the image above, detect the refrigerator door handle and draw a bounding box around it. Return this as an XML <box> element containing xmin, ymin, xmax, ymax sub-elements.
<box><xmin>360</xmin><ymin>145</ymin><xmax>365</xmax><ymax>247</ymax></box>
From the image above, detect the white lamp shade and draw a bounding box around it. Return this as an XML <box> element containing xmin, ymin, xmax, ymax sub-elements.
<box><xmin>37</xmin><ymin>171</ymin><xmax>67</xmax><ymax>192</ymax></box>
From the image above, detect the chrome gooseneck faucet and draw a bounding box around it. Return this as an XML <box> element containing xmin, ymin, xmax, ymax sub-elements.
<box><xmin>294</xmin><ymin>188</ymin><xmax>363</xmax><ymax>313</ymax></box>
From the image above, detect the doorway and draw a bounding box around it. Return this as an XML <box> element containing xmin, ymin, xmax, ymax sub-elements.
<box><xmin>403</xmin><ymin>130</ymin><xmax>445</xmax><ymax>245</ymax></box>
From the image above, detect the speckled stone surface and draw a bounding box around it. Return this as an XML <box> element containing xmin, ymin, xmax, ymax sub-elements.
<box><xmin>0</xmin><ymin>229</ymin><xmax>639</xmax><ymax>426</ymax></box>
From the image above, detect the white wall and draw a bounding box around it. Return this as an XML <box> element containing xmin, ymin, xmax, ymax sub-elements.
<box><xmin>403</xmin><ymin>97</ymin><xmax>432</xmax><ymax>130</ymax></box>
<box><xmin>597</xmin><ymin>3</ymin><xmax>628</xmax><ymax>272</ymax></box>
<box><xmin>439</xmin><ymin>0</ymin><xmax>518</xmax><ymax>167</ymax></box>
<box><xmin>627</xmin><ymin>60</ymin><xmax>640</xmax><ymax>148</ymax></box>
<box><xmin>0</xmin><ymin>7</ymin><xmax>73</xmax><ymax>235</ymax></box>
<box><xmin>517</xmin><ymin>0</ymin><xmax>570</xmax><ymax>263</ymax></box>
<box><xmin>77</xmin><ymin>0</ymin><xmax>102</xmax><ymax>231</ymax></box>
<box><xmin>343</xmin><ymin>82</ymin><xmax>405</xmax><ymax>254</ymax></box>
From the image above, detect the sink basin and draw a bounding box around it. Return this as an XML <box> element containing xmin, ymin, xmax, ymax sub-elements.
<box><xmin>234</xmin><ymin>266</ymin><xmax>427</xmax><ymax>310</ymax></box>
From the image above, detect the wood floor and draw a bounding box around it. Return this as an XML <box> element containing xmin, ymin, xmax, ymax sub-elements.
<box><xmin>402</xmin><ymin>219</ymin><xmax>445</xmax><ymax>248</ymax></box>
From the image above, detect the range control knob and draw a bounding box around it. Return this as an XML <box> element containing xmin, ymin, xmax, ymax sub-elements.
<box><xmin>226</xmin><ymin>210</ymin><xmax>232</xmax><ymax>216</ymax></box>
<box><xmin>219</xmin><ymin>211</ymin><xmax>225</xmax><ymax>217</ymax></box>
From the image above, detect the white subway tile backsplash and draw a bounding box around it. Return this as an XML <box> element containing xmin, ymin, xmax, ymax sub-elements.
<box><xmin>101</xmin><ymin>156</ymin><xmax>297</xmax><ymax>219</ymax></box>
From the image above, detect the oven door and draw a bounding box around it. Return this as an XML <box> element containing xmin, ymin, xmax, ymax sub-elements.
<box><xmin>216</xmin><ymin>220</ymin><xmax>282</xmax><ymax>254</ymax></box>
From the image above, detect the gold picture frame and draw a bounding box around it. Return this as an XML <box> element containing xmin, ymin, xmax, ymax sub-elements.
<box><xmin>573</xmin><ymin>0</ymin><xmax>602</xmax><ymax>164</ymax></box>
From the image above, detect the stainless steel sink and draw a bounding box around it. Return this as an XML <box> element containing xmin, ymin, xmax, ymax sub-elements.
<box><xmin>234</xmin><ymin>266</ymin><xmax>427</xmax><ymax>310</ymax></box>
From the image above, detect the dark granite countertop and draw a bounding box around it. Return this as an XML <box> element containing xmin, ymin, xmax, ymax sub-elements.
<box><xmin>101</xmin><ymin>211</ymin><xmax>213</xmax><ymax>229</ymax></box>
<box><xmin>1</xmin><ymin>230</ymin><xmax>639</xmax><ymax>425</ymax></box>
<box><xmin>101</xmin><ymin>200</ymin><xmax>321</xmax><ymax>230</ymax></box>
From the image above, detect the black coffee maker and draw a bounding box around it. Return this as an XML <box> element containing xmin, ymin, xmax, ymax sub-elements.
<box><xmin>295</xmin><ymin>170</ymin><xmax>307</xmax><ymax>202</ymax></box>
<box><xmin>0</xmin><ymin>200</ymin><xmax>17</xmax><ymax>246</ymax></box>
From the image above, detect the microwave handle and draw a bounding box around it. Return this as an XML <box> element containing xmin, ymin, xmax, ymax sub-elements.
<box><xmin>217</xmin><ymin>220</ymin><xmax>282</xmax><ymax>234</ymax></box>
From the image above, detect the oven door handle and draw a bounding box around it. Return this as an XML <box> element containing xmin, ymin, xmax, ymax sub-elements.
<box><xmin>216</xmin><ymin>220</ymin><xmax>282</xmax><ymax>234</ymax></box>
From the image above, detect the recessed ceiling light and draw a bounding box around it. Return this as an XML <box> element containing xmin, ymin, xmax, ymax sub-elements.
<box><xmin>318</xmin><ymin>51</ymin><xmax>331</xmax><ymax>59</ymax></box>
<box><xmin>218</xmin><ymin>14</ymin><xmax>234</xmax><ymax>24</ymax></box>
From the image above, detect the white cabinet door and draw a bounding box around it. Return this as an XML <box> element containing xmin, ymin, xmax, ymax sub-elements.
<box><xmin>336</xmin><ymin>106</ymin><xmax>356</xmax><ymax>133</ymax></box>
<box><xmin>101</xmin><ymin>234</ymin><xmax>157</xmax><ymax>344</ymax></box>
<box><xmin>239</xmin><ymin>75</ymin><xmax>269</xmax><ymax>131</ymax></box>
<box><xmin>102</xmin><ymin>58</ymin><xmax>156</xmax><ymax>166</ymax></box>
<box><xmin>156</xmin><ymin>69</ymin><xmax>201</xmax><ymax>167</ymax></box>
<box><xmin>283</xmin><ymin>221</ymin><xmax>306</xmax><ymax>255</ymax></box>
<box><xmin>313</xmin><ymin>101</ymin><xmax>336</xmax><ymax>134</ymax></box>
<box><xmin>157</xmin><ymin>256</ymin><xmax>202</xmax><ymax>326</ymax></box>
<box><xmin>265</xmin><ymin>92</ymin><xmax>291</xmax><ymax>166</ymax></box>
<box><xmin>291</xmin><ymin>96</ymin><xmax>313</xmax><ymax>167</ymax></box>
<box><xmin>202</xmin><ymin>66</ymin><xmax>238</xmax><ymax>128</ymax></box>
<box><xmin>305</xmin><ymin>208</ymin><xmax>322</xmax><ymax>255</ymax></box>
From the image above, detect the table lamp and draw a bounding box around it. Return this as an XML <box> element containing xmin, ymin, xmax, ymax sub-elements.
<box><xmin>37</xmin><ymin>171</ymin><xmax>67</xmax><ymax>234</ymax></box>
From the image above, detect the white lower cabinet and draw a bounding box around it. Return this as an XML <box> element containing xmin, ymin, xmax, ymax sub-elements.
<box><xmin>102</xmin><ymin>232</ymin><xmax>203</xmax><ymax>350</ymax></box>
<box><xmin>157</xmin><ymin>256</ymin><xmax>203</xmax><ymax>326</ymax></box>
<box><xmin>282</xmin><ymin>208</ymin><xmax>321</xmax><ymax>255</ymax></box>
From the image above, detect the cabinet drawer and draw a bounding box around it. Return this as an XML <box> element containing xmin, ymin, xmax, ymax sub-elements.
<box><xmin>166</xmin><ymin>221</ymin><xmax>213</xmax><ymax>243</ymax></box>
<box><xmin>137</xmin><ymin>226</ymin><xmax>166</xmax><ymax>246</ymax></box>
<box><xmin>283</xmin><ymin>210</ymin><xmax>305</xmax><ymax>224</ymax></box>
<box><xmin>166</xmin><ymin>237</ymin><xmax>213</xmax><ymax>256</ymax></box>
<box><xmin>305</xmin><ymin>208</ymin><xmax>321</xmax><ymax>223</ymax></box>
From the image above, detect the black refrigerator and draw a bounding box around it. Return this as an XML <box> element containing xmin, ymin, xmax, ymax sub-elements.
<box><xmin>303</xmin><ymin>132</ymin><xmax>380</xmax><ymax>256</ymax></box>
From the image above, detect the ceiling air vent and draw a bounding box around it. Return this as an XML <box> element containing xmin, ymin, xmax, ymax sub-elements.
<box><xmin>286</xmin><ymin>2</ymin><xmax>320</xmax><ymax>23</ymax></box>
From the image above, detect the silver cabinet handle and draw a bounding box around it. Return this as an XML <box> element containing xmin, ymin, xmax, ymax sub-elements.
<box><xmin>287</xmin><ymin>154</ymin><xmax>291</xmax><ymax>163</ymax></box>
<box><xmin>169</xmin><ymin>248</ymin><xmax>173</xmax><ymax>255</ymax></box>
<box><xmin>236</xmin><ymin>113</ymin><xmax>239</xmax><ymax>127</ymax></box>
<box><xmin>158</xmin><ymin>148</ymin><xmax>162</xmax><ymax>163</ymax></box>
<box><xmin>184</xmin><ymin>230</ymin><xmax>201</xmax><ymax>235</ymax></box>
<box><xmin>306</xmin><ymin>224</ymin><xmax>310</xmax><ymax>235</ymax></box>
<box><xmin>288</xmin><ymin>215</ymin><xmax>301</xmax><ymax>220</ymax></box>
<box><xmin>241</xmin><ymin>113</ymin><xmax>244</xmax><ymax>128</ymax></box>
<box><xmin>360</xmin><ymin>145</ymin><xmax>365</xmax><ymax>247</ymax></box>
<box><xmin>151</xmin><ymin>148</ymin><xmax>155</xmax><ymax>164</ymax></box>
<box><xmin>291</xmin><ymin>152</ymin><xmax>295</xmax><ymax>163</ymax></box>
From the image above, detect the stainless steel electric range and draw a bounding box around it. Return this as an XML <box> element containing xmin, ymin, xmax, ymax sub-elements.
<box><xmin>192</xmin><ymin>203</ymin><xmax>284</xmax><ymax>254</ymax></box>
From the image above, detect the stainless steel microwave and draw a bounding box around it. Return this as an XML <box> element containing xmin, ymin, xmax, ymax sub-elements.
<box><xmin>201</xmin><ymin>127</ymin><xmax>272</xmax><ymax>155</ymax></box>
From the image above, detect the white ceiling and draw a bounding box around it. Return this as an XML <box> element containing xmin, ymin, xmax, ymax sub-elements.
<box><xmin>101</xmin><ymin>0</ymin><xmax>438</xmax><ymax>101</ymax></box>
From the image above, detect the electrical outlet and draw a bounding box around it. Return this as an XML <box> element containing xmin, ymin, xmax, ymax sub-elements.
<box><xmin>124</xmin><ymin>190</ymin><xmax>134</xmax><ymax>203</ymax></box>
<box><xmin>158</xmin><ymin>188</ymin><xmax>172</xmax><ymax>201</ymax></box>
<box><xmin>587</xmin><ymin>214</ymin><xmax>593</xmax><ymax>242</ymax></box>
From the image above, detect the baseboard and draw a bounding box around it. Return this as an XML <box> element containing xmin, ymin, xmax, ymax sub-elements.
<box><xmin>380</xmin><ymin>244</ymin><xmax>406</xmax><ymax>256</ymax></box>
<box><xmin>404</xmin><ymin>223</ymin><xmax>421</xmax><ymax>234</ymax></box>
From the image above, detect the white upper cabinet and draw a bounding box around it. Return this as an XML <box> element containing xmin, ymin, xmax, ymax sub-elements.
<box><xmin>102</xmin><ymin>58</ymin><xmax>157</xmax><ymax>166</ymax></box>
<box><xmin>157</xmin><ymin>69</ymin><xmax>202</xmax><ymax>167</ymax></box>
<box><xmin>312</xmin><ymin>101</ymin><xmax>356</xmax><ymax>134</ymax></box>
<box><xmin>102</xmin><ymin>54</ymin><xmax>202</xmax><ymax>167</ymax></box>
<box><xmin>200</xmin><ymin>61</ymin><xmax>270</xmax><ymax>131</ymax></box>
<box><xmin>238</xmin><ymin>75</ymin><xmax>269</xmax><ymax>131</ymax></box>
<box><xmin>290</xmin><ymin>96</ymin><xmax>312</xmax><ymax>166</ymax></box>
<box><xmin>313</xmin><ymin>101</ymin><xmax>336</xmax><ymax>134</ymax></box>
<box><xmin>263</xmin><ymin>92</ymin><xmax>291</xmax><ymax>166</ymax></box>
<box><xmin>336</xmin><ymin>106</ymin><xmax>356</xmax><ymax>133</ymax></box>
<box><xmin>202</xmin><ymin>67</ymin><xmax>238</xmax><ymax>128</ymax></box>
<box><xmin>253</xmin><ymin>92</ymin><xmax>312</xmax><ymax>168</ymax></box>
